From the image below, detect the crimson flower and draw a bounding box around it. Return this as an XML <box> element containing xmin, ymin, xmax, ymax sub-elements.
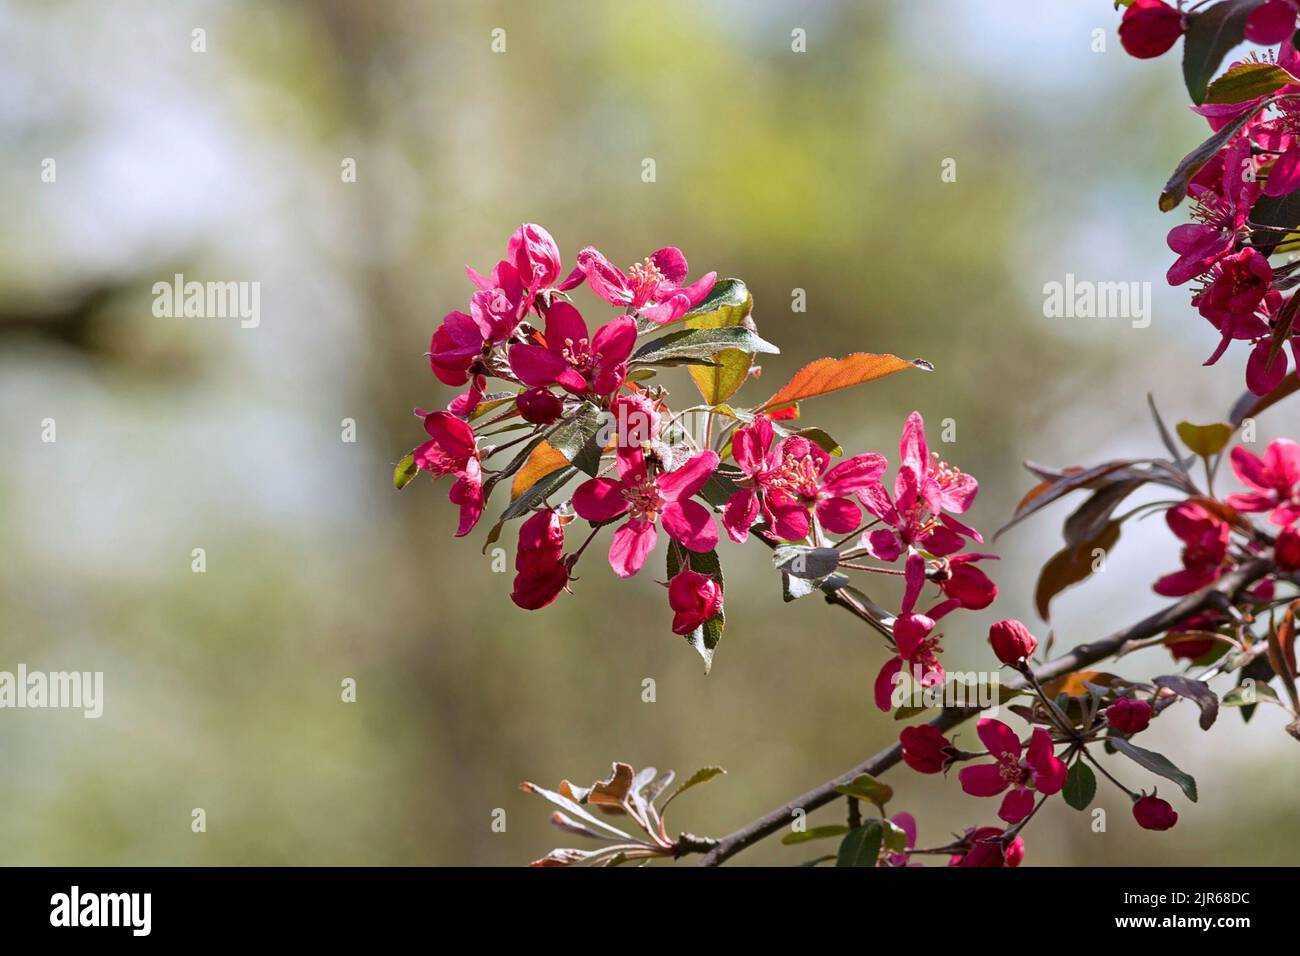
<box><xmin>429</xmin><ymin>288</ymin><xmax>524</xmax><ymax>416</ymax></box>
<box><xmin>412</xmin><ymin>410</ymin><xmax>484</xmax><ymax>537</ymax></box>
<box><xmin>508</xmin><ymin>302</ymin><xmax>636</xmax><ymax>399</ymax></box>
<box><xmin>1225</xmin><ymin>439</ymin><xmax>1300</xmax><ymax>526</ymax></box>
<box><xmin>572</xmin><ymin>449</ymin><xmax>719</xmax><ymax>578</ymax></box>
<box><xmin>1246</xmin><ymin>0</ymin><xmax>1300</xmax><ymax>45</ymax></box>
<box><xmin>873</xmin><ymin>553</ymin><xmax>961</xmax><ymax>711</ymax></box>
<box><xmin>948</xmin><ymin>826</ymin><xmax>1025</xmax><ymax>868</ymax></box>
<box><xmin>468</xmin><ymin>223</ymin><xmax>576</xmax><ymax>317</ymax></box>
<box><xmin>510</xmin><ymin>510</ymin><xmax>570</xmax><ymax>610</ymax></box>
<box><xmin>1106</xmin><ymin>698</ymin><xmax>1153</xmax><ymax>735</ymax></box>
<box><xmin>1153</xmin><ymin>502</ymin><xmax>1231</xmax><ymax>597</ymax></box>
<box><xmin>900</xmin><ymin>724</ymin><xmax>960</xmax><ymax>774</ymax></box>
<box><xmin>1277</xmin><ymin>525</ymin><xmax>1300</xmax><ymax>571</ymax></box>
<box><xmin>957</xmin><ymin>719</ymin><xmax>1067</xmax><ymax>824</ymax></box>
<box><xmin>859</xmin><ymin>412</ymin><xmax>981</xmax><ymax>562</ymax></box>
<box><xmin>988</xmin><ymin>618</ymin><xmax>1038</xmax><ymax>666</ymax></box>
<box><xmin>1133</xmin><ymin>794</ymin><xmax>1179</xmax><ymax>831</ymax></box>
<box><xmin>1119</xmin><ymin>0</ymin><xmax>1184</xmax><ymax>59</ymax></box>
<box><xmin>516</xmin><ymin>386</ymin><xmax>564</xmax><ymax>425</ymax></box>
<box><xmin>575</xmin><ymin>245</ymin><xmax>716</xmax><ymax>325</ymax></box>
<box><xmin>667</xmin><ymin>569</ymin><xmax>723</xmax><ymax>635</ymax></box>
<box><xmin>722</xmin><ymin>417</ymin><xmax>887</xmax><ymax>543</ymax></box>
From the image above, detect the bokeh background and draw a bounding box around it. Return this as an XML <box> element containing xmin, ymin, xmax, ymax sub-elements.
<box><xmin>1</xmin><ymin>0</ymin><xmax>1296</xmax><ymax>865</ymax></box>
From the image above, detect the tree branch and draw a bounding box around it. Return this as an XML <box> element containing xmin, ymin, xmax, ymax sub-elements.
<box><xmin>696</xmin><ymin>556</ymin><xmax>1274</xmax><ymax>866</ymax></box>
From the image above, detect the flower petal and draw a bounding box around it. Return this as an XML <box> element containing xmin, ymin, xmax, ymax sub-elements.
<box><xmin>958</xmin><ymin>763</ymin><xmax>1009</xmax><ymax>798</ymax></box>
<box><xmin>573</xmin><ymin>478</ymin><xmax>630</xmax><ymax>522</ymax></box>
<box><xmin>608</xmin><ymin>519</ymin><xmax>657</xmax><ymax>578</ymax></box>
<box><xmin>660</xmin><ymin>499</ymin><xmax>719</xmax><ymax>552</ymax></box>
<box><xmin>657</xmin><ymin>450</ymin><xmax>720</xmax><ymax>502</ymax></box>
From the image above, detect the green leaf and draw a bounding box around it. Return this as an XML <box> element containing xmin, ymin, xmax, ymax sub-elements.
<box><xmin>1063</xmin><ymin>761</ymin><xmax>1097</xmax><ymax>811</ymax></box>
<box><xmin>772</xmin><ymin>545</ymin><xmax>841</xmax><ymax>580</ymax></box>
<box><xmin>667</xmin><ymin>547</ymin><xmax>725</xmax><ymax>673</ymax></box>
<box><xmin>393</xmin><ymin>452</ymin><xmax>419</xmax><ymax>490</ymax></box>
<box><xmin>836</xmin><ymin>822</ymin><xmax>883</xmax><ymax>868</ymax></box>
<box><xmin>1249</xmin><ymin>190</ymin><xmax>1300</xmax><ymax>255</ymax></box>
<box><xmin>1222</xmin><ymin>681</ymin><xmax>1279</xmax><ymax>707</ymax></box>
<box><xmin>1110</xmin><ymin>737</ymin><xmax>1199</xmax><ymax>802</ymax></box>
<box><xmin>781</xmin><ymin>825</ymin><xmax>849</xmax><ymax>845</ymax></box>
<box><xmin>834</xmin><ymin>773</ymin><xmax>893</xmax><ymax>809</ymax></box>
<box><xmin>1204</xmin><ymin>60</ymin><xmax>1297</xmax><ymax>104</ymax></box>
<box><xmin>660</xmin><ymin>766</ymin><xmax>725</xmax><ymax>810</ymax></box>
<box><xmin>547</xmin><ymin>402</ymin><xmax>605</xmax><ymax>477</ymax></box>
<box><xmin>794</xmin><ymin>427</ymin><xmax>842</xmax><ymax>456</ymax></box>
<box><xmin>1175</xmin><ymin>420</ymin><xmax>1233</xmax><ymax>458</ymax></box>
<box><xmin>630</xmin><ymin>326</ymin><xmax>779</xmax><ymax>366</ymax></box>
<box><xmin>1160</xmin><ymin>93</ymin><xmax>1273</xmax><ymax>210</ymax></box>
<box><xmin>1182</xmin><ymin>0</ymin><xmax>1264</xmax><ymax>106</ymax></box>
<box><xmin>682</xmin><ymin>278</ymin><xmax>757</xmax><ymax>405</ymax></box>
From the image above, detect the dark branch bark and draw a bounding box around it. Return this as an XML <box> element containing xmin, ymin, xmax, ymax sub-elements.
<box><xmin>696</xmin><ymin>556</ymin><xmax>1274</xmax><ymax>866</ymax></box>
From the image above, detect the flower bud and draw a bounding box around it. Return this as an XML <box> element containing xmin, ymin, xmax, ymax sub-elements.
<box><xmin>668</xmin><ymin>569</ymin><xmax>723</xmax><ymax>635</ymax></box>
<box><xmin>1106</xmin><ymin>698</ymin><xmax>1153</xmax><ymax>734</ymax></box>
<box><xmin>516</xmin><ymin>387</ymin><xmax>564</xmax><ymax>425</ymax></box>
<box><xmin>509</xmin><ymin>223</ymin><xmax>562</xmax><ymax>289</ymax></box>
<box><xmin>510</xmin><ymin>510</ymin><xmax>569</xmax><ymax>610</ymax></box>
<box><xmin>1133</xmin><ymin>794</ymin><xmax>1178</xmax><ymax>831</ymax></box>
<box><xmin>1119</xmin><ymin>0</ymin><xmax>1183</xmax><ymax>59</ymax></box>
<box><xmin>1276</xmin><ymin>525</ymin><xmax>1300</xmax><ymax>572</ymax></box>
<box><xmin>988</xmin><ymin>619</ymin><xmax>1038</xmax><ymax>665</ymax></box>
<box><xmin>899</xmin><ymin>724</ymin><xmax>958</xmax><ymax>774</ymax></box>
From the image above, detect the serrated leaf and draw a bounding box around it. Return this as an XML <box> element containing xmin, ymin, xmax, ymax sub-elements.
<box><xmin>772</xmin><ymin>545</ymin><xmax>841</xmax><ymax>580</ymax></box>
<box><xmin>660</xmin><ymin>766</ymin><xmax>725</xmax><ymax>810</ymax></box>
<box><xmin>1161</xmin><ymin>92</ymin><xmax>1272</xmax><ymax>210</ymax></box>
<box><xmin>1204</xmin><ymin>59</ymin><xmax>1296</xmax><ymax>104</ymax></box>
<box><xmin>630</xmin><ymin>326</ymin><xmax>778</xmax><ymax>366</ymax></box>
<box><xmin>394</xmin><ymin>452</ymin><xmax>419</xmax><ymax>490</ymax></box>
<box><xmin>1110</xmin><ymin>737</ymin><xmax>1199</xmax><ymax>802</ymax></box>
<box><xmin>759</xmin><ymin>352</ymin><xmax>931</xmax><ymax>413</ymax></box>
<box><xmin>681</xmin><ymin>278</ymin><xmax>756</xmax><ymax>405</ymax></box>
<box><xmin>1063</xmin><ymin>761</ymin><xmax>1097</xmax><ymax>811</ymax></box>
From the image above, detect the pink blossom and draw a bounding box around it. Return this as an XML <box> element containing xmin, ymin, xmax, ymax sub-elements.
<box><xmin>1225</xmin><ymin>439</ymin><xmax>1300</xmax><ymax>526</ymax></box>
<box><xmin>1106</xmin><ymin>698</ymin><xmax>1153</xmax><ymax>735</ymax></box>
<box><xmin>859</xmin><ymin>412</ymin><xmax>981</xmax><ymax>562</ymax></box>
<box><xmin>900</xmin><ymin>724</ymin><xmax>959</xmax><ymax>774</ymax></box>
<box><xmin>667</xmin><ymin>569</ymin><xmax>723</xmax><ymax>635</ymax></box>
<box><xmin>949</xmin><ymin>826</ymin><xmax>1025</xmax><ymax>868</ymax></box>
<box><xmin>1119</xmin><ymin>0</ymin><xmax>1184</xmax><ymax>59</ymax></box>
<box><xmin>572</xmin><ymin>449</ymin><xmax>720</xmax><ymax>578</ymax></box>
<box><xmin>412</xmin><ymin>410</ymin><xmax>484</xmax><ymax>537</ymax></box>
<box><xmin>1133</xmin><ymin>794</ymin><xmax>1179</xmax><ymax>831</ymax></box>
<box><xmin>510</xmin><ymin>510</ymin><xmax>570</xmax><ymax>610</ymax></box>
<box><xmin>1246</xmin><ymin>0</ymin><xmax>1300</xmax><ymax>45</ymax></box>
<box><xmin>1153</xmin><ymin>502</ymin><xmax>1231</xmax><ymax>596</ymax></box>
<box><xmin>988</xmin><ymin>618</ymin><xmax>1038</xmax><ymax>665</ymax></box>
<box><xmin>575</xmin><ymin>245</ymin><xmax>717</xmax><ymax>325</ymax></box>
<box><xmin>508</xmin><ymin>301</ymin><xmax>636</xmax><ymax>398</ymax></box>
<box><xmin>957</xmin><ymin>719</ymin><xmax>1067</xmax><ymax>824</ymax></box>
<box><xmin>873</xmin><ymin>553</ymin><xmax>961</xmax><ymax>711</ymax></box>
<box><xmin>722</xmin><ymin>417</ymin><xmax>886</xmax><ymax>543</ymax></box>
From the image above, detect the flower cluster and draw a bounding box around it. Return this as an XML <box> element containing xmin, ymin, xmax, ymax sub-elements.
<box><xmin>401</xmin><ymin>223</ymin><xmax>986</xmax><ymax>676</ymax></box>
<box><xmin>1120</xmin><ymin>1</ymin><xmax>1300</xmax><ymax>394</ymax></box>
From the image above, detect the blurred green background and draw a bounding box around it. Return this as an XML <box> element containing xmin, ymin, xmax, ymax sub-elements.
<box><xmin>1</xmin><ymin>0</ymin><xmax>1296</xmax><ymax>865</ymax></box>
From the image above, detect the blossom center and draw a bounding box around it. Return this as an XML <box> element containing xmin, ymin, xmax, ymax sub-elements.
<box><xmin>622</xmin><ymin>475</ymin><xmax>664</xmax><ymax>521</ymax></box>
<box><xmin>561</xmin><ymin>336</ymin><xmax>601</xmax><ymax>376</ymax></box>
<box><xmin>627</xmin><ymin>258</ymin><xmax>666</xmax><ymax>308</ymax></box>
<box><xmin>765</xmin><ymin>453</ymin><xmax>823</xmax><ymax>503</ymax></box>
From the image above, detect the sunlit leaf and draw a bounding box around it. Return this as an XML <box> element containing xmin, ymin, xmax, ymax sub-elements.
<box><xmin>393</xmin><ymin>452</ymin><xmax>418</xmax><ymax>490</ymax></box>
<box><xmin>758</xmin><ymin>352</ymin><xmax>931</xmax><ymax>413</ymax></box>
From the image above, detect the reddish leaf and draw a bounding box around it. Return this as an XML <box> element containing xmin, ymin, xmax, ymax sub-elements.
<box><xmin>758</xmin><ymin>353</ymin><xmax>931</xmax><ymax>412</ymax></box>
<box><xmin>1034</xmin><ymin>521</ymin><xmax>1121</xmax><ymax>621</ymax></box>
